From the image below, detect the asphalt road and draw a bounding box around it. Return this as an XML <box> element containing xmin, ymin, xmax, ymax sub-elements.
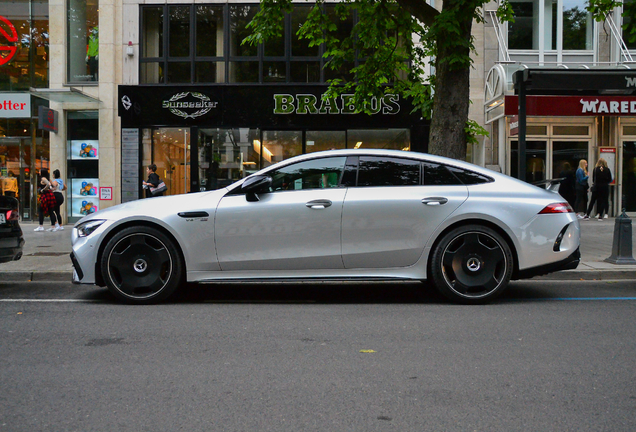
<box><xmin>1</xmin><ymin>280</ymin><xmax>635</xmax><ymax>432</ymax></box>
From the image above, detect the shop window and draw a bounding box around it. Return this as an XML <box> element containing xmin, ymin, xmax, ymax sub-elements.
<box><xmin>142</xmin><ymin>128</ymin><xmax>191</xmax><ymax>197</ymax></box>
<box><xmin>553</xmin><ymin>125</ymin><xmax>589</xmax><ymax>135</ymax></box>
<box><xmin>347</xmin><ymin>129</ymin><xmax>410</xmax><ymax>150</ymax></box>
<box><xmin>510</xmin><ymin>140</ymin><xmax>547</xmax><ymax>182</ymax></box>
<box><xmin>624</xmin><ymin>126</ymin><xmax>636</xmax><ymax>136</ymax></box>
<box><xmin>262</xmin><ymin>131</ymin><xmax>303</xmax><ymax>168</ymax></box>
<box><xmin>67</xmin><ymin>0</ymin><xmax>99</xmax><ymax>83</ymax></box>
<box><xmin>67</xmin><ymin>111</ymin><xmax>99</xmax><ymax>222</ymax></box>
<box><xmin>1</xmin><ymin>2</ymin><xmax>49</xmax><ymax>91</ymax></box>
<box><xmin>306</xmin><ymin>131</ymin><xmax>346</xmax><ymax>153</ymax></box>
<box><xmin>527</xmin><ymin>125</ymin><xmax>548</xmax><ymax>135</ymax></box>
<box><xmin>198</xmin><ymin>128</ymin><xmax>260</xmax><ymax>190</ymax></box>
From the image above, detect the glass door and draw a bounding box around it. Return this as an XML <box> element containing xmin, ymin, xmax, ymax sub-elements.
<box><xmin>144</xmin><ymin>128</ymin><xmax>191</xmax><ymax>196</ymax></box>
<box><xmin>622</xmin><ymin>141</ymin><xmax>636</xmax><ymax>213</ymax></box>
<box><xmin>0</xmin><ymin>137</ymin><xmax>34</xmax><ymax>220</ymax></box>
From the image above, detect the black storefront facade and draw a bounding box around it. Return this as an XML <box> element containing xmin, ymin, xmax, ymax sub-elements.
<box><xmin>117</xmin><ymin>84</ymin><xmax>429</xmax><ymax>202</ymax></box>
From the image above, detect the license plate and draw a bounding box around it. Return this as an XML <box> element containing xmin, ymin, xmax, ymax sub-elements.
<box><xmin>0</xmin><ymin>213</ymin><xmax>5</xmax><ymax>224</ymax></box>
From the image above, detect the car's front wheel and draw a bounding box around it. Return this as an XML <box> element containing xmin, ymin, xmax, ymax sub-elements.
<box><xmin>430</xmin><ymin>225</ymin><xmax>513</xmax><ymax>304</ymax></box>
<box><xmin>100</xmin><ymin>226</ymin><xmax>183</xmax><ymax>304</ymax></box>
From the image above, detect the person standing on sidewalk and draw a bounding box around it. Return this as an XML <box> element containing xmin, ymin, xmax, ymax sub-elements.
<box><xmin>574</xmin><ymin>159</ymin><xmax>589</xmax><ymax>218</ymax></box>
<box><xmin>48</xmin><ymin>169</ymin><xmax>66</xmax><ymax>231</ymax></box>
<box><xmin>584</xmin><ymin>158</ymin><xmax>612</xmax><ymax>220</ymax></box>
<box><xmin>34</xmin><ymin>169</ymin><xmax>57</xmax><ymax>232</ymax></box>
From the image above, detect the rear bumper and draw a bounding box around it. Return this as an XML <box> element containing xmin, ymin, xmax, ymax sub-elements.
<box><xmin>0</xmin><ymin>235</ymin><xmax>24</xmax><ymax>263</ymax></box>
<box><xmin>515</xmin><ymin>247</ymin><xmax>581</xmax><ymax>280</ymax></box>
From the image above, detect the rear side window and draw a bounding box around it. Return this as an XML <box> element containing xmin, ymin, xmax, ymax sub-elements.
<box><xmin>357</xmin><ymin>156</ymin><xmax>421</xmax><ymax>187</ymax></box>
<box><xmin>446</xmin><ymin>166</ymin><xmax>493</xmax><ymax>185</ymax></box>
<box><xmin>423</xmin><ymin>162</ymin><xmax>462</xmax><ymax>186</ymax></box>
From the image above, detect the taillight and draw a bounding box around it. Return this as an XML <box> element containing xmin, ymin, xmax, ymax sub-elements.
<box><xmin>539</xmin><ymin>202</ymin><xmax>573</xmax><ymax>214</ymax></box>
<box><xmin>5</xmin><ymin>209</ymin><xmax>19</xmax><ymax>220</ymax></box>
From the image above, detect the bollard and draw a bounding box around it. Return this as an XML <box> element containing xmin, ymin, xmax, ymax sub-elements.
<box><xmin>604</xmin><ymin>210</ymin><xmax>636</xmax><ymax>265</ymax></box>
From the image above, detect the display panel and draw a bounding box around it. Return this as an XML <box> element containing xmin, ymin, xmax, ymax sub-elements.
<box><xmin>70</xmin><ymin>140</ymin><xmax>99</xmax><ymax>159</ymax></box>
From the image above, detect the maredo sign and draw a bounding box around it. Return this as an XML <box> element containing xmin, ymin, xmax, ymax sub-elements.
<box><xmin>505</xmin><ymin>95</ymin><xmax>636</xmax><ymax>117</ymax></box>
<box><xmin>0</xmin><ymin>93</ymin><xmax>30</xmax><ymax>118</ymax></box>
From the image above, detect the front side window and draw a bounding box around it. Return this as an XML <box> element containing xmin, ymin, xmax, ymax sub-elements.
<box><xmin>269</xmin><ymin>157</ymin><xmax>347</xmax><ymax>191</ymax></box>
<box><xmin>67</xmin><ymin>0</ymin><xmax>99</xmax><ymax>82</ymax></box>
<box><xmin>357</xmin><ymin>156</ymin><xmax>420</xmax><ymax>187</ymax></box>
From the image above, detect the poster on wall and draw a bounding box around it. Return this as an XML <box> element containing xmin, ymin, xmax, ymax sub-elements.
<box><xmin>70</xmin><ymin>178</ymin><xmax>100</xmax><ymax>217</ymax></box>
<box><xmin>70</xmin><ymin>140</ymin><xmax>99</xmax><ymax>159</ymax></box>
<box><xmin>599</xmin><ymin>147</ymin><xmax>616</xmax><ymax>185</ymax></box>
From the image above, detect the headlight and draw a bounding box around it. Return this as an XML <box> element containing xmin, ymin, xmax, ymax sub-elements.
<box><xmin>76</xmin><ymin>219</ymin><xmax>106</xmax><ymax>237</ymax></box>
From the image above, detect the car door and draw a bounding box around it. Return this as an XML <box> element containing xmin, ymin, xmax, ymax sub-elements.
<box><xmin>215</xmin><ymin>156</ymin><xmax>348</xmax><ymax>271</ymax></box>
<box><xmin>341</xmin><ymin>156</ymin><xmax>469</xmax><ymax>269</ymax></box>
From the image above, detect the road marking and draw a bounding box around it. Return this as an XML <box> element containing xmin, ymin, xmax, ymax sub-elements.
<box><xmin>0</xmin><ymin>299</ymin><xmax>102</xmax><ymax>303</ymax></box>
<box><xmin>526</xmin><ymin>297</ymin><xmax>636</xmax><ymax>301</ymax></box>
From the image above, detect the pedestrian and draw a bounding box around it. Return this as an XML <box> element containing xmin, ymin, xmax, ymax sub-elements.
<box><xmin>142</xmin><ymin>163</ymin><xmax>164</xmax><ymax>198</ymax></box>
<box><xmin>34</xmin><ymin>169</ymin><xmax>58</xmax><ymax>232</ymax></box>
<box><xmin>584</xmin><ymin>158</ymin><xmax>612</xmax><ymax>220</ymax></box>
<box><xmin>574</xmin><ymin>159</ymin><xmax>589</xmax><ymax>218</ymax></box>
<box><xmin>48</xmin><ymin>169</ymin><xmax>66</xmax><ymax>231</ymax></box>
<box><xmin>557</xmin><ymin>161</ymin><xmax>576</xmax><ymax>209</ymax></box>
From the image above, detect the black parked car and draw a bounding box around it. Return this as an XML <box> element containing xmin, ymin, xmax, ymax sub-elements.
<box><xmin>0</xmin><ymin>195</ymin><xmax>24</xmax><ymax>263</ymax></box>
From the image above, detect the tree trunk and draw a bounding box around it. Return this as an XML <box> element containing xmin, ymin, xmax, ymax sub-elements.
<box><xmin>427</xmin><ymin>2</ymin><xmax>474</xmax><ymax>160</ymax></box>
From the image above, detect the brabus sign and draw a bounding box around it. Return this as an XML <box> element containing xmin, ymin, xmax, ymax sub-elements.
<box><xmin>162</xmin><ymin>92</ymin><xmax>218</xmax><ymax>119</ymax></box>
<box><xmin>273</xmin><ymin>93</ymin><xmax>401</xmax><ymax>115</ymax></box>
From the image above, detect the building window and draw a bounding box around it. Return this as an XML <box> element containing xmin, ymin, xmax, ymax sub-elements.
<box><xmin>508</xmin><ymin>0</ymin><xmax>593</xmax><ymax>51</ymax></box>
<box><xmin>140</xmin><ymin>4</ymin><xmax>366</xmax><ymax>85</ymax></box>
<box><xmin>67</xmin><ymin>0</ymin><xmax>99</xmax><ymax>83</ymax></box>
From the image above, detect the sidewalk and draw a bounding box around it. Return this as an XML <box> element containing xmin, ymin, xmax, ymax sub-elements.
<box><xmin>1</xmin><ymin>219</ymin><xmax>635</xmax><ymax>282</ymax></box>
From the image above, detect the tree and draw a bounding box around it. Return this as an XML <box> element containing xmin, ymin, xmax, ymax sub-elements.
<box><xmin>244</xmin><ymin>0</ymin><xmax>493</xmax><ymax>160</ymax></box>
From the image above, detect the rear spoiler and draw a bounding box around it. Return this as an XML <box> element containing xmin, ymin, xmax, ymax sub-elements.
<box><xmin>532</xmin><ymin>177</ymin><xmax>565</xmax><ymax>193</ymax></box>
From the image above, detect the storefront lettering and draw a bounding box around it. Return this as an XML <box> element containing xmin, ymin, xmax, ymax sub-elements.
<box><xmin>626</xmin><ymin>77</ymin><xmax>636</xmax><ymax>88</ymax></box>
<box><xmin>0</xmin><ymin>100</ymin><xmax>26</xmax><ymax>111</ymax></box>
<box><xmin>162</xmin><ymin>92</ymin><xmax>218</xmax><ymax>119</ymax></box>
<box><xmin>580</xmin><ymin>99</ymin><xmax>636</xmax><ymax>114</ymax></box>
<box><xmin>274</xmin><ymin>93</ymin><xmax>401</xmax><ymax>115</ymax></box>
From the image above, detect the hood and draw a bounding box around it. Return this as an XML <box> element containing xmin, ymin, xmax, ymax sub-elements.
<box><xmin>75</xmin><ymin>188</ymin><xmax>229</xmax><ymax>225</ymax></box>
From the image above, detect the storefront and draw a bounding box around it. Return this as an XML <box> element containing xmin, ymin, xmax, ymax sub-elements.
<box><xmin>1</xmin><ymin>4</ymin><xmax>50</xmax><ymax>221</ymax></box>
<box><xmin>118</xmin><ymin>84</ymin><xmax>429</xmax><ymax>201</ymax></box>
<box><xmin>485</xmin><ymin>68</ymin><xmax>636</xmax><ymax>216</ymax></box>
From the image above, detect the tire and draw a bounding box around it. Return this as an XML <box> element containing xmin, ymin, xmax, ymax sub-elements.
<box><xmin>100</xmin><ymin>226</ymin><xmax>183</xmax><ymax>304</ymax></box>
<box><xmin>430</xmin><ymin>225</ymin><xmax>513</xmax><ymax>304</ymax></box>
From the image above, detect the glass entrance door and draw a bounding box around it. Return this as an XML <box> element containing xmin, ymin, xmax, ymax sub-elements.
<box><xmin>143</xmin><ymin>128</ymin><xmax>191</xmax><ymax>196</ymax></box>
<box><xmin>0</xmin><ymin>137</ymin><xmax>35</xmax><ymax>220</ymax></box>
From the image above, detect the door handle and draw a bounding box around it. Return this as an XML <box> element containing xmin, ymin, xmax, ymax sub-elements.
<box><xmin>306</xmin><ymin>199</ymin><xmax>332</xmax><ymax>209</ymax></box>
<box><xmin>421</xmin><ymin>197</ymin><xmax>448</xmax><ymax>206</ymax></box>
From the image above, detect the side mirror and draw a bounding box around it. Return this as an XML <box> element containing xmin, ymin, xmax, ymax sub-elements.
<box><xmin>241</xmin><ymin>175</ymin><xmax>272</xmax><ymax>202</ymax></box>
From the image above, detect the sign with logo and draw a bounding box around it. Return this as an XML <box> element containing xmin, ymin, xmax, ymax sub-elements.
<box><xmin>38</xmin><ymin>106</ymin><xmax>58</xmax><ymax>133</ymax></box>
<box><xmin>161</xmin><ymin>92</ymin><xmax>218</xmax><ymax>119</ymax></box>
<box><xmin>0</xmin><ymin>93</ymin><xmax>30</xmax><ymax>118</ymax></box>
<box><xmin>273</xmin><ymin>93</ymin><xmax>401</xmax><ymax>115</ymax></box>
<box><xmin>509</xmin><ymin>115</ymin><xmax>519</xmax><ymax>136</ymax></box>
<box><xmin>505</xmin><ymin>96</ymin><xmax>636</xmax><ymax>117</ymax></box>
<box><xmin>0</xmin><ymin>16</ymin><xmax>18</xmax><ymax>66</ymax></box>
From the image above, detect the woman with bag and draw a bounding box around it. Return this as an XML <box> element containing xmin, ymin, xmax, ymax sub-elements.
<box><xmin>34</xmin><ymin>169</ymin><xmax>58</xmax><ymax>232</ymax></box>
<box><xmin>48</xmin><ymin>169</ymin><xmax>66</xmax><ymax>231</ymax></box>
<box><xmin>142</xmin><ymin>164</ymin><xmax>166</xmax><ymax>198</ymax></box>
<box><xmin>583</xmin><ymin>158</ymin><xmax>612</xmax><ymax>220</ymax></box>
<box><xmin>574</xmin><ymin>159</ymin><xmax>589</xmax><ymax>218</ymax></box>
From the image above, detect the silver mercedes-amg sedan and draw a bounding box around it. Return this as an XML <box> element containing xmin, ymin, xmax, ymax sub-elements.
<box><xmin>70</xmin><ymin>149</ymin><xmax>580</xmax><ymax>304</ymax></box>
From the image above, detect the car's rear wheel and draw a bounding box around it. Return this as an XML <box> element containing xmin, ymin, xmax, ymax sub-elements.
<box><xmin>430</xmin><ymin>225</ymin><xmax>513</xmax><ymax>304</ymax></box>
<box><xmin>100</xmin><ymin>226</ymin><xmax>183</xmax><ymax>304</ymax></box>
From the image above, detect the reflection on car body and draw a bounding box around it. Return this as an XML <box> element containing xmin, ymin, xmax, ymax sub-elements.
<box><xmin>0</xmin><ymin>195</ymin><xmax>24</xmax><ymax>264</ymax></box>
<box><xmin>70</xmin><ymin>149</ymin><xmax>580</xmax><ymax>305</ymax></box>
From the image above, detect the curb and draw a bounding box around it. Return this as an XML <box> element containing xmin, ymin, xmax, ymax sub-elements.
<box><xmin>0</xmin><ymin>272</ymin><xmax>72</xmax><ymax>282</ymax></box>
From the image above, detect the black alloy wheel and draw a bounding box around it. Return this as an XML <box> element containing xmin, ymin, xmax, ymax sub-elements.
<box><xmin>100</xmin><ymin>226</ymin><xmax>183</xmax><ymax>304</ymax></box>
<box><xmin>430</xmin><ymin>225</ymin><xmax>513</xmax><ymax>304</ymax></box>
